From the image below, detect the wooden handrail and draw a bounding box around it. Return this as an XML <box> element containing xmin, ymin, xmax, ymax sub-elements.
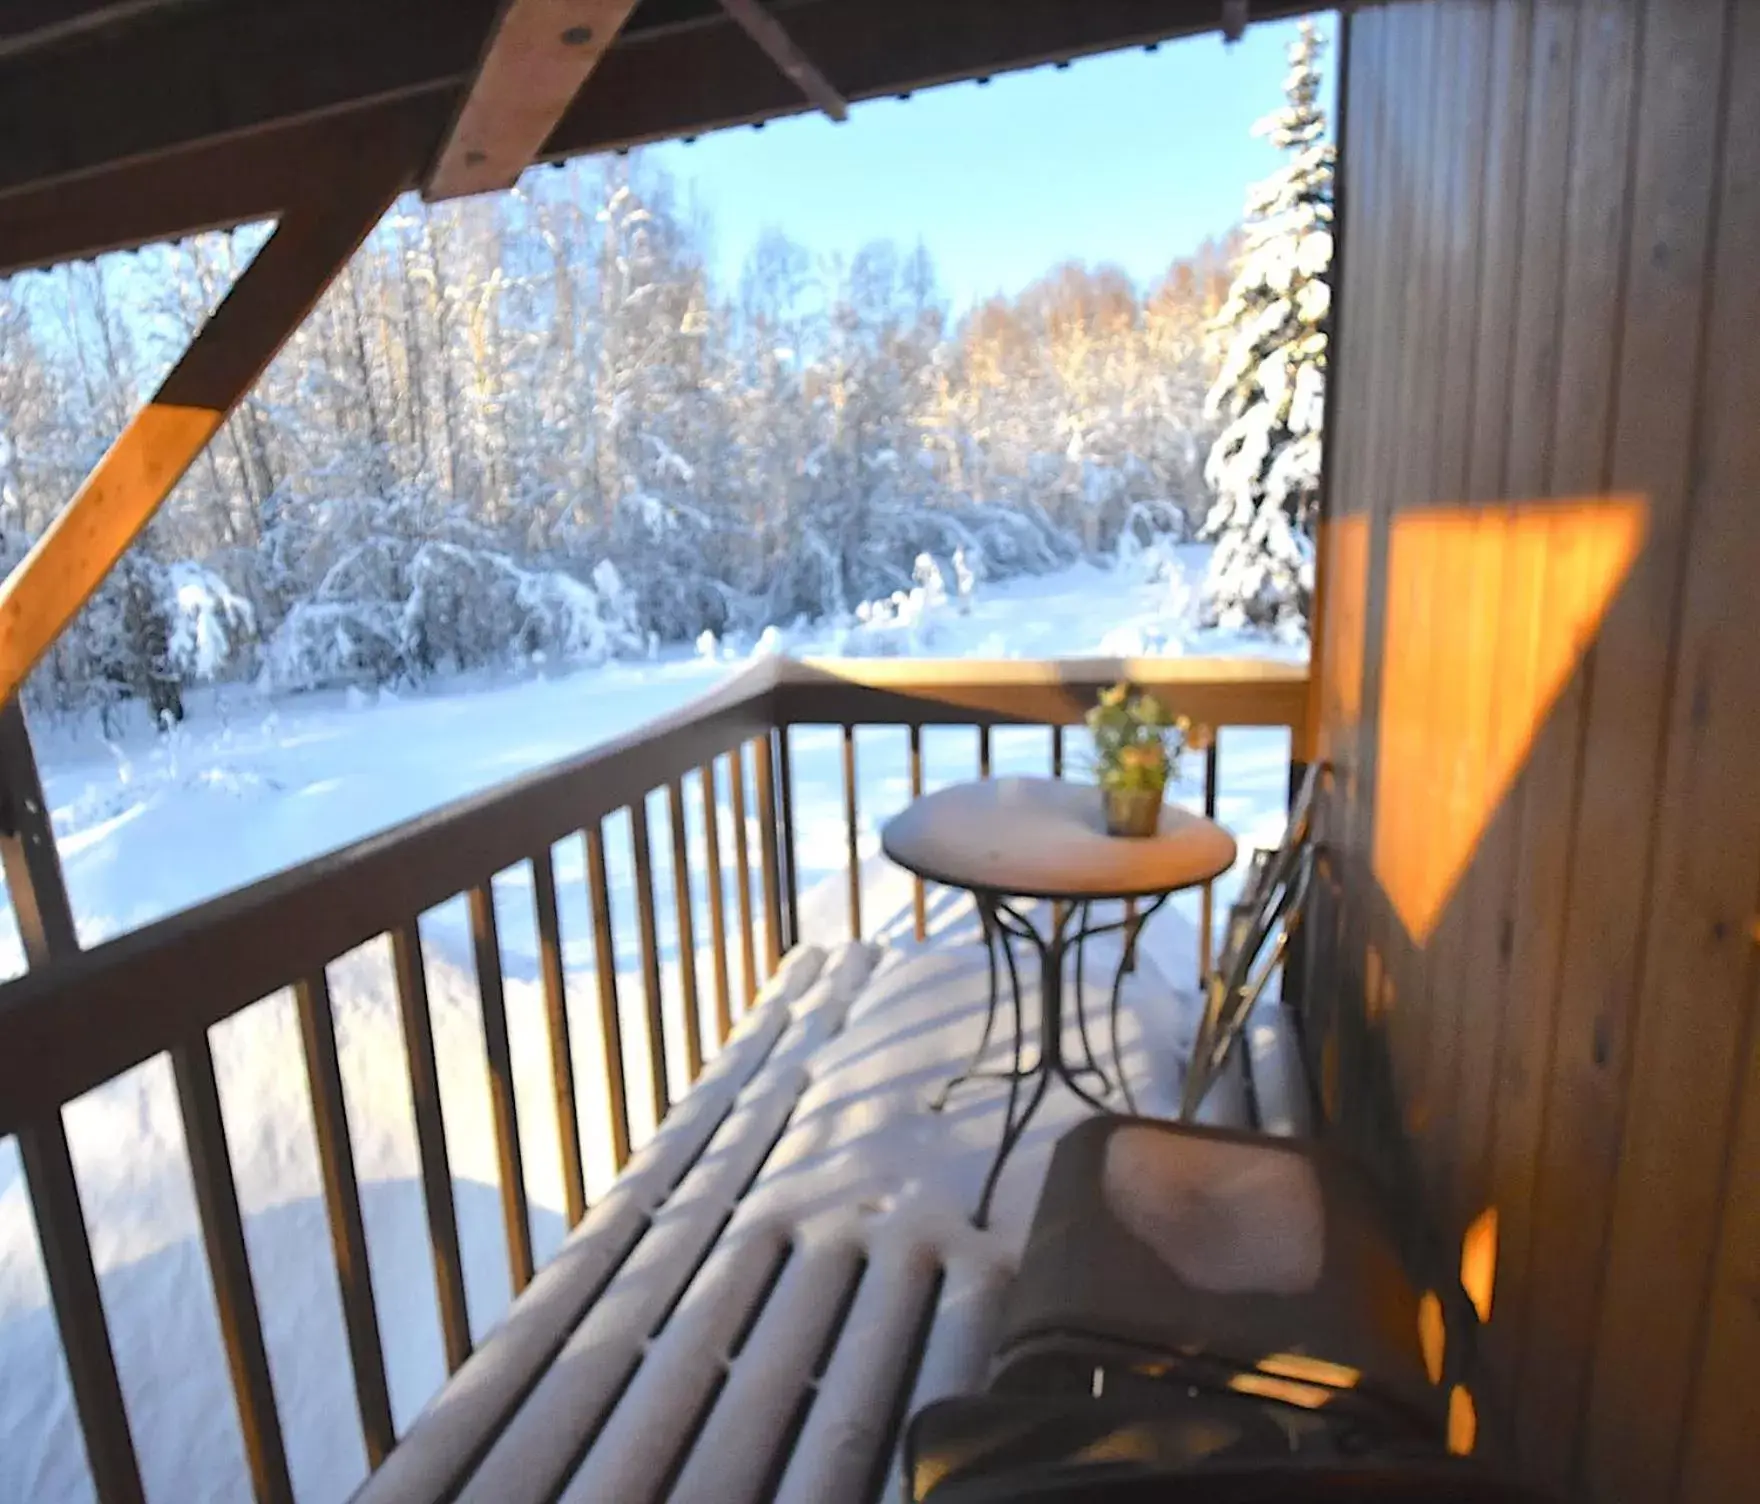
<box><xmin>0</xmin><ymin>655</ymin><xmax>1307</xmax><ymax>1136</ymax></box>
<box><xmin>0</xmin><ymin>660</ymin><xmax>777</xmax><ymax>1135</ymax></box>
<box><xmin>771</xmin><ymin>656</ymin><xmax>1309</xmax><ymax>729</ymax></box>
<box><xmin>770</xmin><ymin>657</ymin><xmax>1310</xmax><ymax>948</ymax></box>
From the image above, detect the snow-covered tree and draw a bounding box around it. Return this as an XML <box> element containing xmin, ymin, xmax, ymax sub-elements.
<box><xmin>1200</xmin><ymin>20</ymin><xmax>1334</xmax><ymax>631</ymax></box>
<box><xmin>0</xmin><ymin>139</ymin><xmax>1247</xmax><ymax>717</ymax></box>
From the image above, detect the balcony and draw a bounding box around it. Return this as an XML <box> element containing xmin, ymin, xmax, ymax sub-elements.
<box><xmin>0</xmin><ymin>655</ymin><xmax>1308</xmax><ymax>1504</ymax></box>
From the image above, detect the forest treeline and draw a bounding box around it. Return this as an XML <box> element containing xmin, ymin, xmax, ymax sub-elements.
<box><xmin>0</xmin><ymin>154</ymin><xmax>1235</xmax><ymax>723</ymax></box>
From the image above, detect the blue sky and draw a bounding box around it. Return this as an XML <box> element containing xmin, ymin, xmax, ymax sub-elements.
<box><xmin>648</xmin><ymin>15</ymin><xmax>1334</xmax><ymax>312</ymax></box>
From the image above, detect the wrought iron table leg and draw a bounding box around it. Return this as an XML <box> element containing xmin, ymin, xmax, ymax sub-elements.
<box><xmin>1108</xmin><ymin>905</ymin><xmax>1153</xmax><ymax>1117</ymax></box>
<box><xmin>1106</xmin><ymin>894</ymin><xmax>1170</xmax><ymax>1115</ymax></box>
<box><xmin>974</xmin><ymin>1053</ymin><xmax>1049</xmax><ymax>1229</ymax></box>
<box><xmin>974</xmin><ymin>902</ymin><xmax>1048</xmax><ymax>1229</ymax></box>
<box><xmin>931</xmin><ymin>900</ymin><xmax>1014</xmax><ymax>1111</ymax></box>
<box><xmin>1069</xmin><ymin>901</ymin><xmax>1113</xmax><ymax>1094</ymax></box>
<box><xmin>978</xmin><ymin>914</ymin><xmax>1027</xmax><ymax>1231</ymax></box>
<box><xmin>969</xmin><ymin>892</ymin><xmax>1170</xmax><ymax>1226</ymax></box>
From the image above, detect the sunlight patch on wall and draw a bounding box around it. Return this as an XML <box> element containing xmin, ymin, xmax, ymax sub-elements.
<box><xmin>1449</xmin><ymin>1385</ymin><xmax>1478</xmax><ymax>1455</ymax></box>
<box><xmin>1320</xmin><ymin>513</ymin><xmax>1369</xmax><ymax>735</ymax></box>
<box><xmin>1461</xmin><ymin>1206</ymin><xmax>1498</xmax><ymax>1324</ymax></box>
<box><xmin>1372</xmin><ymin>497</ymin><xmax>1647</xmax><ymax>945</ymax></box>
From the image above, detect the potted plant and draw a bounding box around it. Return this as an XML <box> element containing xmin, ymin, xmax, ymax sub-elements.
<box><xmin>1085</xmin><ymin>682</ymin><xmax>1189</xmax><ymax>837</ymax></box>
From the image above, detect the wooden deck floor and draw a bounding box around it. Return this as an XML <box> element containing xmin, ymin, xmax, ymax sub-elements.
<box><xmin>352</xmin><ymin>888</ymin><xmax>1295</xmax><ymax>1504</ymax></box>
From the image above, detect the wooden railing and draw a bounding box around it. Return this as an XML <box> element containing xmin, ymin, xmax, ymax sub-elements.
<box><xmin>770</xmin><ymin>656</ymin><xmax>1311</xmax><ymax>971</ymax></box>
<box><xmin>0</xmin><ymin>654</ymin><xmax>1306</xmax><ymax>1503</ymax></box>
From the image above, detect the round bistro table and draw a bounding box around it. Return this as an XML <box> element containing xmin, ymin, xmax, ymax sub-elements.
<box><xmin>881</xmin><ymin>776</ymin><xmax>1237</xmax><ymax>1227</ymax></box>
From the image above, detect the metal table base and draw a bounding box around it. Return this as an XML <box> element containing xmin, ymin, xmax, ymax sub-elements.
<box><xmin>955</xmin><ymin>892</ymin><xmax>1168</xmax><ymax>1228</ymax></box>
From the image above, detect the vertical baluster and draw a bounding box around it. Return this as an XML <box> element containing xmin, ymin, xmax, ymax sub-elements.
<box><xmin>978</xmin><ymin>723</ymin><xmax>992</xmax><ymax>778</ymax></box>
<box><xmin>531</xmin><ymin>849</ymin><xmax>587</xmax><ymax>1227</ymax></box>
<box><xmin>468</xmin><ymin>882</ymin><xmax>534</xmax><ymax>1293</ymax></box>
<box><xmin>389</xmin><ymin>921</ymin><xmax>471</xmax><ymax>1371</ymax></box>
<box><xmin>776</xmin><ymin>726</ymin><xmax>801</xmax><ymax>951</ymax></box>
<box><xmin>171</xmin><ymin>1037</ymin><xmax>295</xmax><ymax>1504</ymax></box>
<box><xmin>667</xmin><ymin>779</ymin><xmax>705</xmax><ymax>1083</ymax></box>
<box><xmin>0</xmin><ymin>700</ymin><xmax>145</xmax><ymax>1502</ymax></box>
<box><xmin>1280</xmin><ymin>753</ymin><xmax>1311</xmax><ymax>1021</ymax></box>
<box><xmin>842</xmin><ymin>724</ymin><xmax>862</xmax><ymax>940</ymax></box>
<box><xmin>908</xmin><ymin>724</ymin><xmax>926</xmax><ymax>942</ymax></box>
<box><xmin>1052</xmin><ymin>725</ymin><xmax>1068</xmax><ymax>932</ymax></box>
<box><xmin>728</xmin><ymin>742</ymin><xmax>758</xmax><ymax>1008</ymax></box>
<box><xmin>629</xmin><ymin>798</ymin><xmax>671</xmax><ymax>1127</ymax></box>
<box><xmin>1200</xmin><ymin>731</ymin><xmax>1220</xmax><ymax>991</ymax></box>
<box><xmin>584</xmin><ymin>825</ymin><xmax>632</xmax><ymax>1172</ymax></box>
<box><xmin>699</xmin><ymin>762</ymin><xmax>734</xmax><ymax>1046</ymax></box>
<box><xmin>294</xmin><ymin>970</ymin><xmax>395</xmax><ymax>1464</ymax></box>
<box><xmin>14</xmin><ymin>1125</ymin><xmax>147</xmax><ymax>1503</ymax></box>
<box><xmin>754</xmin><ymin>734</ymin><xmax>784</xmax><ymax>975</ymax></box>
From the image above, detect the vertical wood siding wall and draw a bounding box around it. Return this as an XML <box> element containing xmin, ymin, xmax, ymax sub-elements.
<box><xmin>1317</xmin><ymin>2</ymin><xmax>1760</xmax><ymax>1500</ymax></box>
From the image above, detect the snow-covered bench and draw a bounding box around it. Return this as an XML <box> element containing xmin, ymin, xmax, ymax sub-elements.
<box><xmin>349</xmin><ymin>940</ymin><xmax>934</xmax><ymax>1504</ymax></box>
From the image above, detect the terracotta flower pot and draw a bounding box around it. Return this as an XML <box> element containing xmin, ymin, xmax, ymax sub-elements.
<box><xmin>1103</xmin><ymin>783</ymin><xmax>1164</xmax><ymax>838</ymax></box>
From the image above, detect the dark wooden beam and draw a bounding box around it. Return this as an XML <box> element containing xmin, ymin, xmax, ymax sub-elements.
<box><xmin>0</xmin><ymin>0</ymin><xmax>199</xmax><ymax>60</ymax></box>
<box><xmin>0</xmin><ymin>113</ymin><xmax>424</xmax><ymax>705</ymax></box>
<box><xmin>716</xmin><ymin>0</ymin><xmax>847</xmax><ymax>122</ymax></box>
<box><xmin>426</xmin><ymin>0</ymin><xmax>643</xmax><ymax>199</ymax></box>
<box><xmin>0</xmin><ymin>96</ymin><xmax>449</xmax><ymax>277</ymax></box>
<box><xmin>0</xmin><ymin>0</ymin><xmax>494</xmax><ymax>200</ymax></box>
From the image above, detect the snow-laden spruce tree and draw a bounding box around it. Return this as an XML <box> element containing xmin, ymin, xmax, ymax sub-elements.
<box><xmin>1200</xmin><ymin>21</ymin><xmax>1334</xmax><ymax>631</ymax></box>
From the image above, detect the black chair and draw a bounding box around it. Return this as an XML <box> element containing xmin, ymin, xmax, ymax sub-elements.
<box><xmin>991</xmin><ymin>1114</ymin><xmax>1441</xmax><ymax>1436</ymax></box>
<box><xmin>905</xmin><ymin>1387</ymin><xmax>1546</xmax><ymax>1502</ymax></box>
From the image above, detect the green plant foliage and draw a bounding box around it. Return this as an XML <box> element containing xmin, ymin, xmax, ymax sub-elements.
<box><xmin>1085</xmin><ymin>681</ymin><xmax>1190</xmax><ymax>792</ymax></box>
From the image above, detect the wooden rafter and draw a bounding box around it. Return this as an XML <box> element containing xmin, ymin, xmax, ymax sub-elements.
<box><xmin>0</xmin><ymin>0</ymin><xmax>491</xmax><ymax>204</ymax></box>
<box><xmin>0</xmin><ymin>97</ymin><xmax>451</xmax><ymax>278</ymax></box>
<box><xmin>426</xmin><ymin>0</ymin><xmax>643</xmax><ymax>200</ymax></box>
<box><xmin>716</xmin><ymin>0</ymin><xmax>847</xmax><ymax>122</ymax></box>
<box><xmin>0</xmin><ymin>123</ymin><xmax>422</xmax><ymax>708</ymax></box>
<box><xmin>0</xmin><ymin>0</ymin><xmax>180</xmax><ymax>61</ymax></box>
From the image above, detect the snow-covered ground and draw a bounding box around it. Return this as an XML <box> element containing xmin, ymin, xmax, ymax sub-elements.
<box><xmin>0</xmin><ymin>553</ymin><xmax>1304</xmax><ymax>1504</ymax></box>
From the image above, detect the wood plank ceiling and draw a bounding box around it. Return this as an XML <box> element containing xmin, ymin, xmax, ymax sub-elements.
<box><xmin>0</xmin><ymin>0</ymin><xmax>1317</xmax><ymax>275</ymax></box>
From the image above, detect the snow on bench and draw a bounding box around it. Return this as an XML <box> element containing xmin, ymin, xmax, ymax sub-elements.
<box><xmin>353</xmin><ymin>897</ymin><xmax>1275</xmax><ymax>1504</ymax></box>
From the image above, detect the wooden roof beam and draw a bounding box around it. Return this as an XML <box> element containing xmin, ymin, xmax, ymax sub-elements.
<box><xmin>0</xmin><ymin>120</ymin><xmax>422</xmax><ymax>707</ymax></box>
<box><xmin>716</xmin><ymin>0</ymin><xmax>847</xmax><ymax>122</ymax></box>
<box><xmin>426</xmin><ymin>0</ymin><xmax>644</xmax><ymax>200</ymax></box>
<box><xmin>0</xmin><ymin>95</ymin><xmax>451</xmax><ymax>277</ymax></box>
<box><xmin>0</xmin><ymin>0</ymin><xmax>186</xmax><ymax>62</ymax></box>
